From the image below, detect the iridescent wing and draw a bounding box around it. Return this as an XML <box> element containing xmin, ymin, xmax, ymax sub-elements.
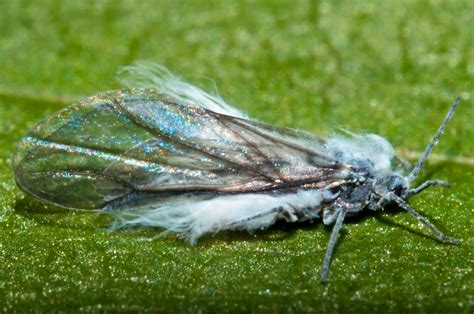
<box><xmin>13</xmin><ymin>89</ymin><xmax>347</xmax><ymax>210</ymax></box>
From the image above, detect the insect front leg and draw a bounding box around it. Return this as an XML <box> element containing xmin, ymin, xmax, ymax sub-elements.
<box><xmin>390</xmin><ymin>193</ymin><xmax>460</xmax><ymax>244</ymax></box>
<box><xmin>405</xmin><ymin>180</ymin><xmax>450</xmax><ymax>197</ymax></box>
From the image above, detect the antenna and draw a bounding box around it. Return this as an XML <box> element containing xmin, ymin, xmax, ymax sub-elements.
<box><xmin>407</xmin><ymin>97</ymin><xmax>461</xmax><ymax>182</ymax></box>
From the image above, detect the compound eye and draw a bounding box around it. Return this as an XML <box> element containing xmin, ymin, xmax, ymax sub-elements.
<box><xmin>390</xmin><ymin>175</ymin><xmax>407</xmax><ymax>196</ymax></box>
<box><xmin>393</xmin><ymin>183</ymin><xmax>404</xmax><ymax>196</ymax></box>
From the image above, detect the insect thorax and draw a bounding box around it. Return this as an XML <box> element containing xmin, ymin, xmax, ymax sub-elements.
<box><xmin>331</xmin><ymin>152</ymin><xmax>409</xmax><ymax>213</ymax></box>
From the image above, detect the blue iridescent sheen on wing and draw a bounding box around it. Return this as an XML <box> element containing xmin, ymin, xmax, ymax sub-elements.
<box><xmin>13</xmin><ymin>88</ymin><xmax>346</xmax><ymax>210</ymax></box>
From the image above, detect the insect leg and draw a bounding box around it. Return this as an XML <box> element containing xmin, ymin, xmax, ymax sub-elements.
<box><xmin>406</xmin><ymin>180</ymin><xmax>450</xmax><ymax>197</ymax></box>
<box><xmin>320</xmin><ymin>207</ymin><xmax>348</xmax><ymax>283</ymax></box>
<box><xmin>221</xmin><ymin>206</ymin><xmax>285</xmax><ymax>230</ymax></box>
<box><xmin>392</xmin><ymin>194</ymin><xmax>460</xmax><ymax>244</ymax></box>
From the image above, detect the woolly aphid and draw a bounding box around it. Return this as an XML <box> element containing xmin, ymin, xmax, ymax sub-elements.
<box><xmin>13</xmin><ymin>63</ymin><xmax>461</xmax><ymax>283</ymax></box>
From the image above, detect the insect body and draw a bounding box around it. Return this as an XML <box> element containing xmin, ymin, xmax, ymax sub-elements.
<box><xmin>12</xmin><ymin>64</ymin><xmax>460</xmax><ymax>282</ymax></box>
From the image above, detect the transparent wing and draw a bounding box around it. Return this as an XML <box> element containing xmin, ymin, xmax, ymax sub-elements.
<box><xmin>13</xmin><ymin>89</ymin><xmax>346</xmax><ymax>210</ymax></box>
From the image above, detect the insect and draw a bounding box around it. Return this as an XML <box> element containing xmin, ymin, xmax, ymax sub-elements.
<box><xmin>12</xmin><ymin>63</ymin><xmax>461</xmax><ymax>282</ymax></box>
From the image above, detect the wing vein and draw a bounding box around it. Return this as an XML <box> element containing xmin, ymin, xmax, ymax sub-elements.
<box><xmin>110</xmin><ymin>96</ymin><xmax>277</xmax><ymax>181</ymax></box>
<box><xmin>232</xmin><ymin>118</ymin><xmax>337</xmax><ymax>166</ymax></box>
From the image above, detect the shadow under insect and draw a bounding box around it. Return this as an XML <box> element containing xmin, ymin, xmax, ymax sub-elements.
<box><xmin>14</xmin><ymin>195</ymin><xmax>110</xmax><ymax>230</ymax></box>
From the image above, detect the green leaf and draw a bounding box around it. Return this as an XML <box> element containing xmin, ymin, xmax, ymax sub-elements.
<box><xmin>0</xmin><ymin>0</ymin><xmax>472</xmax><ymax>312</ymax></box>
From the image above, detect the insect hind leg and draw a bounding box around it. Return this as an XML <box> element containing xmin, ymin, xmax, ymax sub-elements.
<box><xmin>220</xmin><ymin>206</ymin><xmax>286</xmax><ymax>230</ymax></box>
<box><xmin>406</xmin><ymin>180</ymin><xmax>450</xmax><ymax>197</ymax></box>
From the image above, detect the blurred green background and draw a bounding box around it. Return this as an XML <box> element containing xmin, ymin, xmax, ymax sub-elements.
<box><xmin>0</xmin><ymin>0</ymin><xmax>472</xmax><ymax>312</ymax></box>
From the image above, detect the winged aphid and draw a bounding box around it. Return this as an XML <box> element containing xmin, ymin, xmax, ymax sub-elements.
<box><xmin>12</xmin><ymin>63</ymin><xmax>461</xmax><ymax>282</ymax></box>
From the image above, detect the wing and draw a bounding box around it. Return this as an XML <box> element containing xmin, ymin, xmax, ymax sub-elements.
<box><xmin>13</xmin><ymin>88</ymin><xmax>348</xmax><ymax>210</ymax></box>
